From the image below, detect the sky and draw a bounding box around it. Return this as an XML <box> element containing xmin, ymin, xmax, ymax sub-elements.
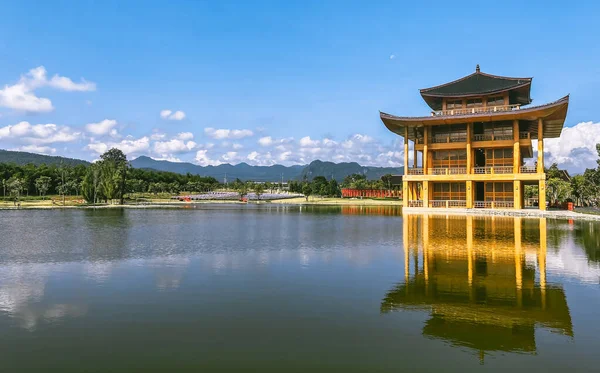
<box><xmin>0</xmin><ymin>0</ymin><xmax>599</xmax><ymax>173</ymax></box>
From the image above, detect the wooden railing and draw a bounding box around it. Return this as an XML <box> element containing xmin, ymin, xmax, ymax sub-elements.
<box><xmin>474</xmin><ymin>201</ymin><xmax>514</xmax><ymax>209</ymax></box>
<box><xmin>407</xmin><ymin>168</ymin><xmax>424</xmax><ymax>175</ymax></box>
<box><xmin>428</xmin><ymin>167</ymin><xmax>467</xmax><ymax>175</ymax></box>
<box><xmin>429</xmin><ymin>200</ymin><xmax>467</xmax><ymax>208</ymax></box>
<box><xmin>431</xmin><ymin>135</ymin><xmax>467</xmax><ymax>143</ymax></box>
<box><xmin>519</xmin><ymin>131</ymin><xmax>530</xmax><ymax>139</ymax></box>
<box><xmin>407</xmin><ymin>200</ymin><xmax>423</xmax><ymax>207</ymax></box>
<box><xmin>472</xmin><ymin>133</ymin><xmax>513</xmax><ymax>141</ymax></box>
<box><xmin>520</xmin><ymin>166</ymin><xmax>537</xmax><ymax>173</ymax></box>
<box><xmin>472</xmin><ymin>166</ymin><xmax>512</xmax><ymax>174</ymax></box>
<box><xmin>432</xmin><ymin>104</ymin><xmax>521</xmax><ymax>117</ymax></box>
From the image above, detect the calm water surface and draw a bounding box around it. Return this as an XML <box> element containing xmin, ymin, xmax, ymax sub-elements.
<box><xmin>1</xmin><ymin>205</ymin><xmax>599</xmax><ymax>372</ymax></box>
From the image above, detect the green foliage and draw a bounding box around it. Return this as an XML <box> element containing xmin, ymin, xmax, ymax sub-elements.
<box><xmin>253</xmin><ymin>183</ymin><xmax>265</xmax><ymax>200</ymax></box>
<box><xmin>302</xmin><ymin>183</ymin><xmax>312</xmax><ymax>201</ymax></box>
<box><xmin>34</xmin><ymin>176</ymin><xmax>52</xmax><ymax>199</ymax></box>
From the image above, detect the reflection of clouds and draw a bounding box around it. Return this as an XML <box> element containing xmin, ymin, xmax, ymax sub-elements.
<box><xmin>144</xmin><ymin>256</ymin><xmax>191</xmax><ymax>291</ymax></box>
<box><xmin>83</xmin><ymin>261</ymin><xmax>116</xmax><ymax>283</ymax></box>
<box><xmin>547</xmin><ymin>236</ymin><xmax>600</xmax><ymax>284</ymax></box>
<box><xmin>0</xmin><ymin>263</ymin><xmax>87</xmax><ymax>330</ymax></box>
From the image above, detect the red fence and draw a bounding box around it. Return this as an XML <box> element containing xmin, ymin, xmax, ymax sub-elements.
<box><xmin>341</xmin><ymin>188</ymin><xmax>402</xmax><ymax>199</ymax></box>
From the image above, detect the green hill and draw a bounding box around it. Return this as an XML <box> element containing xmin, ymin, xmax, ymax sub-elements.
<box><xmin>300</xmin><ymin>160</ymin><xmax>403</xmax><ymax>181</ymax></box>
<box><xmin>0</xmin><ymin>149</ymin><xmax>90</xmax><ymax>166</ymax></box>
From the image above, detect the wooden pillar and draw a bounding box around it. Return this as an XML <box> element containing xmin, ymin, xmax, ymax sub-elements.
<box><xmin>402</xmin><ymin>181</ymin><xmax>408</xmax><ymax>207</ymax></box>
<box><xmin>466</xmin><ymin>181</ymin><xmax>473</xmax><ymax>208</ymax></box>
<box><xmin>539</xmin><ymin>179</ymin><xmax>546</xmax><ymax>211</ymax></box>
<box><xmin>423</xmin><ymin>180</ymin><xmax>429</xmax><ymax>208</ymax></box>
<box><xmin>514</xmin><ymin>181</ymin><xmax>522</xmax><ymax>209</ymax></box>
<box><xmin>466</xmin><ymin>122</ymin><xmax>472</xmax><ymax>174</ymax></box>
<box><xmin>513</xmin><ymin>119</ymin><xmax>520</xmax><ymax>174</ymax></box>
<box><xmin>404</xmin><ymin>126</ymin><xmax>409</xmax><ymax>175</ymax></box>
<box><xmin>537</xmin><ymin>118</ymin><xmax>544</xmax><ymax>173</ymax></box>
<box><xmin>423</xmin><ymin>127</ymin><xmax>429</xmax><ymax>175</ymax></box>
<box><xmin>413</xmin><ymin>141</ymin><xmax>418</xmax><ymax>169</ymax></box>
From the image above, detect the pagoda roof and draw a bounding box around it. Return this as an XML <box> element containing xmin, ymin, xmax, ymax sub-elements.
<box><xmin>420</xmin><ymin>66</ymin><xmax>532</xmax><ymax>110</ymax></box>
<box><xmin>380</xmin><ymin>95</ymin><xmax>569</xmax><ymax>141</ymax></box>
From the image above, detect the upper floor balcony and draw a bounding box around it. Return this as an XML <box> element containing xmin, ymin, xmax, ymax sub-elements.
<box><xmin>416</xmin><ymin>131</ymin><xmax>530</xmax><ymax>145</ymax></box>
<box><xmin>406</xmin><ymin>165</ymin><xmax>538</xmax><ymax>176</ymax></box>
<box><xmin>431</xmin><ymin>104</ymin><xmax>522</xmax><ymax>117</ymax></box>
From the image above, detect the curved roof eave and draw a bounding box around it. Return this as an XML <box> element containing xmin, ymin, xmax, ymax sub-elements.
<box><xmin>380</xmin><ymin>95</ymin><xmax>569</xmax><ymax>139</ymax></box>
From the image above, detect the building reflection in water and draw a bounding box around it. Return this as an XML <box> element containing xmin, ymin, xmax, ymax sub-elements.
<box><xmin>382</xmin><ymin>214</ymin><xmax>573</xmax><ymax>362</ymax></box>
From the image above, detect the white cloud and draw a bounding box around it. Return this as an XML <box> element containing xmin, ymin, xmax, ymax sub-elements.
<box><xmin>150</xmin><ymin>132</ymin><xmax>167</xmax><ymax>140</ymax></box>
<box><xmin>299</xmin><ymin>136</ymin><xmax>319</xmax><ymax>147</ymax></box>
<box><xmin>85</xmin><ymin>119</ymin><xmax>117</xmax><ymax>136</ymax></box>
<box><xmin>86</xmin><ymin>136</ymin><xmax>150</xmax><ymax>156</ymax></box>
<box><xmin>153</xmin><ymin>139</ymin><xmax>197</xmax><ymax>155</ymax></box>
<box><xmin>543</xmin><ymin>121</ymin><xmax>600</xmax><ymax>173</ymax></box>
<box><xmin>389</xmin><ymin>54</ymin><xmax>396</xmax><ymax>60</ymax></box>
<box><xmin>258</xmin><ymin>136</ymin><xmax>273</xmax><ymax>146</ymax></box>
<box><xmin>160</xmin><ymin>109</ymin><xmax>186</xmax><ymax>121</ymax></box>
<box><xmin>176</xmin><ymin>132</ymin><xmax>194</xmax><ymax>140</ymax></box>
<box><xmin>195</xmin><ymin>150</ymin><xmax>221</xmax><ymax>166</ymax></box>
<box><xmin>13</xmin><ymin>145</ymin><xmax>56</xmax><ymax>155</ymax></box>
<box><xmin>0</xmin><ymin>66</ymin><xmax>95</xmax><ymax>113</ymax></box>
<box><xmin>204</xmin><ymin>127</ymin><xmax>254</xmax><ymax>140</ymax></box>
<box><xmin>0</xmin><ymin>121</ymin><xmax>81</xmax><ymax>145</ymax></box>
<box><xmin>232</xmin><ymin>143</ymin><xmax>243</xmax><ymax>150</ymax></box>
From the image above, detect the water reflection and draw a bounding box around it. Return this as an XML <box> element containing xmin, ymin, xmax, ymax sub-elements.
<box><xmin>382</xmin><ymin>215</ymin><xmax>573</xmax><ymax>362</ymax></box>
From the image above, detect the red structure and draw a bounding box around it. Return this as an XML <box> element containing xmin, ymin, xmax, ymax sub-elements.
<box><xmin>341</xmin><ymin>188</ymin><xmax>402</xmax><ymax>199</ymax></box>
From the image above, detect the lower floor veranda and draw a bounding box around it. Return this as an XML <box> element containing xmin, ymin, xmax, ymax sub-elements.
<box><xmin>404</xmin><ymin>179</ymin><xmax>546</xmax><ymax>210</ymax></box>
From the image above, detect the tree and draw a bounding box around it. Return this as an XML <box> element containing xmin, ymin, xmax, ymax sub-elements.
<box><xmin>546</xmin><ymin>178</ymin><xmax>571</xmax><ymax>206</ymax></box>
<box><xmin>254</xmin><ymin>183</ymin><xmax>265</xmax><ymax>200</ymax></box>
<box><xmin>381</xmin><ymin>174</ymin><xmax>393</xmax><ymax>190</ymax></box>
<box><xmin>302</xmin><ymin>183</ymin><xmax>312</xmax><ymax>201</ymax></box>
<box><xmin>234</xmin><ymin>181</ymin><xmax>249</xmax><ymax>199</ymax></box>
<box><xmin>100</xmin><ymin>148</ymin><xmax>128</xmax><ymax>204</ymax></box>
<box><xmin>328</xmin><ymin>179</ymin><xmax>340</xmax><ymax>197</ymax></box>
<box><xmin>7</xmin><ymin>177</ymin><xmax>25</xmax><ymax>204</ymax></box>
<box><xmin>35</xmin><ymin>176</ymin><xmax>52</xmax><ymax>199</ymax></box>
<box><xmin>264</xmin><ymin>181</ymin><xmax>272</xmax><ymax>193</ymax></box>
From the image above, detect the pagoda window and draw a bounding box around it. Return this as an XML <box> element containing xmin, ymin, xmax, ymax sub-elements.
<box><xmin>485</xmin><ymin>148</ymin><xmax>513</xmax><ymax>167</ymax></box>
<box><xmin>483</xmin><ymin>122</ymin><xmax>513</xmax><ymax>140</ymax></box>
<box><xmin>466</xmin><ymin>98</ymin><xmax>483</xmax><ymax>108</ymax></box>
<box><xmin>487</xmin><ymin>96</ymin><xmax>504</xmax><ymax>107</ymax></box>
<box><xmin>431</xmin><ymin>124</ymin><xmax>466</xmax><ymax>143</ymax></box>
<box><xmin>432</xmin><ymin>150</ymin><xmax>467</xmax><ymax>168</ymax></box>
<box><xmin>446</xmin><ymin>99</ymin><xmax>463</xmax><ymax>109</ymax></box>
<box><xmin>484</xmin><ymin>182</ymin><xmax>513</xmax><ymax>202</ymax></box>
<box><xmin>433</xmin><ymin>182</ymin><xmax>466</xmax><ymax>201</ymax></box>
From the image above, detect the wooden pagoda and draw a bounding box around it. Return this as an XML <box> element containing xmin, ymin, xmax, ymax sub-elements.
<box><xmin>380</xmin><ymin>65</ymin><xmax>569</xmax><ymax>210</ymax></box>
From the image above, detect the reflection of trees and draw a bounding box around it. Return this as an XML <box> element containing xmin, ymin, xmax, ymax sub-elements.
<box><xmin>575</xmin><ymin>221</ymin><xmax>600</xmax><ymax>264</ymax></box>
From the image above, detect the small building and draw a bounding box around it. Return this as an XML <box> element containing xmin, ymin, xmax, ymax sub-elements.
<box><xmin>379</xmin><ymin>65</ymin><xmax>569</xmax><ymax>210</ymax></box>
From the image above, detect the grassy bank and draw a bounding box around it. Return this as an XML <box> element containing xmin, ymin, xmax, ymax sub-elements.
<box><xmin>270</xmin><ymin>197</ymin><xmax>402</xmax><ymax>206</ymax></box>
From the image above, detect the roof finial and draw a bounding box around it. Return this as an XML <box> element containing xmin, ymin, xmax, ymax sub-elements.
<box><xmin>476</xmin><ymin>64</ymin><xmax>480</xmax><ymax>73</ymax></box>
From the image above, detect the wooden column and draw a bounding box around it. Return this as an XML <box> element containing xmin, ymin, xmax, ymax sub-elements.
<box><xmin>539</xmin><ymin>179</ymin><xmax>546</xmax><ymax>211</ymax></box>
<box><xmin>514</xmin><ymin>181</ymin><xmax>522</xmax><ymax>209</ymax></box>
<box><xmin>537</xmin><ymin>118</ymin><xmax>544</xmax><ymax>173</ymax></box>
<box><xmin>402</xmin><ymin>181</ymin><xmax>408</xmax><ymax>207</ymax></box>
<box><xmin>423</xmin><ymin>127</ymin><xmax>429</xmax><ymax>175</ymax></box>
<box><xmin>466</xmin><ymin>122</ymin><xmax>472</xmax><ymax>174</ymax></box>
<box><xmin>537</xmin><ymin>118</ymin><xmax>546</xmax><ymax>210</ymax></box>
<box><xmin>466</xmin><ymin>180</ymin><xmax>473</xmax><ymax>208</ymax></box>
<box><xmin>413</xmin><ymin>141</ymin><xmax>418</xmax><ymax>169</ymax></box>
<box><xmin>404</xmin><ymin>126</ymin><xmax>409</xmax><ymax>175</ymax></box>
<box><xmin>513</xmin><ymin>119</ymin><xmax>520</xmax><ymax>174</ymax></box>
<box><xmin>423</xmin><ymin>180</ymin><xmax>429</xmax><ymax>208</ymax></box>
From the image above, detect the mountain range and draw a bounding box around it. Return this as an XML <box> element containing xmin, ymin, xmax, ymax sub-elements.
<box><xmin>0</xmin><ymin>150</ymin><xmax>403</xmax><ymax>181</ymax></box>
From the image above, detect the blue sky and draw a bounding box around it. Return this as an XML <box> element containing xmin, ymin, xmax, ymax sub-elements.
<box><xmin>0</xmin><ymin>0</ymin><xmax>599</xmax><ymax>171</ymax></box>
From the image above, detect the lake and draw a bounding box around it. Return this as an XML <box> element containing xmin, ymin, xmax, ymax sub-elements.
<box><xmin>1</xmin><ymin>205</ymin><xmax>599</xmax><ymax>372</ymax></box>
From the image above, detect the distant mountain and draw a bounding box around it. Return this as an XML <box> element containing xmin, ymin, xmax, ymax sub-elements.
<box><xmin>130</xmin><ymin>156</ymin><xmax>305</xmax><ymax>182</ymax></box>
<box><xmin>0</xmin><ymin>149</ymin><xmax>90</xmax><ymax>167</ymax></box>
<box><xmin>0</xmin><ymin>150</ymin><xmax>403</xmax><ymax>182</ymax></box>
<box><xmin>300</xmin><ymin>160</ymin><xmax>403</xmax><ymax>182</ymax></box>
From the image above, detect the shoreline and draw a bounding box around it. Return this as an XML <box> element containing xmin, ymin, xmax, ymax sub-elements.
<box><xmin>2</xmin><ymin>199</ymin><xmax>599</xmax><ymax>221</ymax></box>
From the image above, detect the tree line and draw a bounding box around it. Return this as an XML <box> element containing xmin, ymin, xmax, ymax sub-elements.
<box><xmin>1</xmin><ymin>148</ymin><xmax>219</xmax><ymax>203</ymax></box>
